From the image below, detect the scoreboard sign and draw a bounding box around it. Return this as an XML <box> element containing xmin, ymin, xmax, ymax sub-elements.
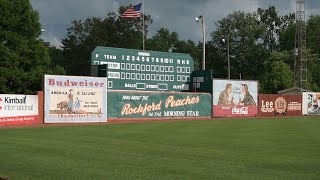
<box><xmin>91</xmin><ymin>46</ymin><xmax>194</xmax><ymax>92</ymax></box>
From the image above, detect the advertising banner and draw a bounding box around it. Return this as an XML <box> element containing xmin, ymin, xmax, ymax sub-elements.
<box><xmin>302</xmin><ymin>92</ymin><xmax>320</xmax><ymax>115</ymax></box>
<box><xmin>107</xmin><ymin>92</ymin><xmax>211</xmax><ymax>119</ymax></box>
<box><xmin>44</xmin><ymin>75</ymin><xmax>108</xmax><ymax>123</ymax></box>
<box><xmin>258</xmin><ymin>94</ymin><xmax>302</xmax><ymax>117</ymax></box>
<box><xmin>212</xmin><ymin>79</ymin><xmax>258</xmax><ymax>117</ymax></box>
<box><xmin>0</xmin><ymin>94</ymin><xmax>38</xmax><ymax>125</ymax></box>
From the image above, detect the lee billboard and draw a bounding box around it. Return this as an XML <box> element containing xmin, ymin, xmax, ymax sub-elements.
<box><xmin>258</xmin><ymin>94</ymin><xmax>302</xmax><ymax>117</ymax></box>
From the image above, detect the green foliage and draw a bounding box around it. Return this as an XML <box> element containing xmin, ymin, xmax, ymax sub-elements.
<box><xmin>146</xmin><ymin>28</ymin><xmax>200</xmax><ymax>69</ymax></box>
<box><xmin>307</xmin><ymin>15</ymin><xmax>320</xmax><ymax>57</ymax></box>
<box><xmin>146</xmin><ymin>28</ymin><xmax>179</xmax><ymax>51</ymax></box>
<box><xmin>211</xmin><ymin>10</ymin><xmax>270</xmax><ymax>80</ymax></box>
<box><xmin>260</xmin><ymin>51</ymin><xmax>293</xmax><ymax>93</ymax></box>
<box><xmin>0</xmin><ymin>0</ymin><xmax>64</xmax><ymax>94</ymax></box>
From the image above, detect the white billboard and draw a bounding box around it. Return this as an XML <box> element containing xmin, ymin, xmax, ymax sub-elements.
<box><xmin>0</xmin><ymin>94</ymin><xmax>39</xmax><ymax>125</ymax></box>
<box><xmin>302</xmin><ymin>92</ymin><xmax>320</xmax><ymax>115</ymax></box>
<box><xmin>44</xmin><ymin>75</ymin><xmax>108</xmax><ymax>123</ymax></box>
<box><xmin>212</xmin><ymin>79</ymin><xmax>258</xmax><ymax>117</ymax></box>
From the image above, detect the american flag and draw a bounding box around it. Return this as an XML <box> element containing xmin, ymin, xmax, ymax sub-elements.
<box><xmin>121</xmin><ymin>3</ymin><xmax>142</xmax><ymax>18</ymax></box>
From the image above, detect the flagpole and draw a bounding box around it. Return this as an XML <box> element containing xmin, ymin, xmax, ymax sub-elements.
<box><xmin>142</xmin><ymin>0</ymin><xmax>145</xmax><ymax>50</ymax></box>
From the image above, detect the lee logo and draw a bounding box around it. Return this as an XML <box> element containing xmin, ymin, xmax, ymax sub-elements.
<box><xmin>274</xmin><ymin>97</ymin><xmax>287</xmax><ymax>115</ymax></box>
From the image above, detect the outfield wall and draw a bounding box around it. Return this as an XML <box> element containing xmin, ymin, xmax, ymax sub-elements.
<box><xmin>258</xmin><ymin>94</ymin><xmax>302</xmax><ymax>117</ymax></box>
<box><xmin>107</xmin><ymin>91</ymin><xmax>212</xmax><ymax>121</ymax></box>
<box><xmin>0</xmin><ymin>94</ymin><xmax>39</xmax><ymax>125</ymax></box>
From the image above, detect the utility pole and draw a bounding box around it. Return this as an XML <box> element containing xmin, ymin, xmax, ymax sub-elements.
<box><xmin>195</xmin><ymin>15</ymin><xmax>206</xmax><ymax>70</ymax></box>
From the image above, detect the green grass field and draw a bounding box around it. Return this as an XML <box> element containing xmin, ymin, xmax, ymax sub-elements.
<box><xmin>1</xmin><ymin>117</ymin><xmax>320</xmax><ymax>180</ymax></box>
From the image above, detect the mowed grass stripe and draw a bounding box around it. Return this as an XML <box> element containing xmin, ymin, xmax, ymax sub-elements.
<box><xmin>0</xmin><ymin>117</ymin><xmax>320</xmax><ymax>179</ymax></box>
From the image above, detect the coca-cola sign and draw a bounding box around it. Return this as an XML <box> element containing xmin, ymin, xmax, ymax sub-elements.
<box><xmin>232</xmin><ymin>107</ymin><xmax>249</xmax><ymax>115</ymax></box>
<box><xmin>212</xmin><ymin>79</ymin><xmax>258</xmax><ymax>117</ymax></box>
<box><xmin>213</xmin><ymin>105</ymin><xmax>257</xmax><ymax>117</ymax></box>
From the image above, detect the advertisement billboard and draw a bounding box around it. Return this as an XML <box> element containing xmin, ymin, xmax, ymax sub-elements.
<box><xmin>258</xmin><ymin>94</ymin><xmax>302</xmax><ymax>117</ymax></box>
<box><xmin>107</xmin><ymin>92</ymin><xmax>212</xmax><ymax>119</ymax></box>
<box><xmin>44</xmin><ymin>75</ymin><xmax>108</xmax><ymax>123</ymax></box>
<box><xmin>212</xmin><ymin>79</ymin><xmax>258</xmax><ymax>117</ymax></box>
<box><xmin>302</xmin><ymin>92</ymin><xmax>320</xmax><ymax>115</ymax></box>
<box><xmin>91</xmin><ymin>46</ymin><xmax>194</xmax><ymax>92</ymax></box>
<box><xmin>0</xmin><ymin>94</ymin><xmax>38</xmax><ymax>125</ymax></box>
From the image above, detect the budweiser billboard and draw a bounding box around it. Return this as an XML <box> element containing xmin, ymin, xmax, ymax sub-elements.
<box><xmin>258</xmin><ymin>94</ymin><xmax>302</xmax><ymax>117</ymax></box>
<box><xmin>212</xmin><ymin>79</ymin><xmax>258</xmax><ymax>117</ymax></box>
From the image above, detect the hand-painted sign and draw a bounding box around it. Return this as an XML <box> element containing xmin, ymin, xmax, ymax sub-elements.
<box><xmin>107</xmin><ymin>92</ymin><xmax>211</xmax><ymax>119</ymax></box>
<box><xmin>44</xmin><ymin>75</ymin><xmax>108</xmax><ymax>123</ymax></box>
<box><xmin>258</xmin><ymin>94</ymin><xmax>302</xmax><ymax>117</ymax></box>
<box><xmin>212</xmin><ymin>79</ymin><xmax>258</xmax><ymax>117</ymax></box>
<box><xmin>302</xmin><ymin>92</ymin><xmax>320</xmax><ymax>115</ymax></box>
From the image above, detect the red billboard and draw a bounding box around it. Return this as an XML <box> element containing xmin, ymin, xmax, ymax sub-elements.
<box><xmin>258</xmin><ymin>94</ymin><xmax>302</xmax><ymax>117</ymax></box>
<box><xmin>212</xmin><ymin>79</ymin><xmax>258</xmax><ymax>117</ymax></box>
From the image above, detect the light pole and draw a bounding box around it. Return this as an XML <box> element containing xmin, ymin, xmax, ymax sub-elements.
<box><xmin>222</xmin><ymin>33</ymin><xmax>230</xmax><ymax>79</ymax></box>
<box><xmin>195</xmin><ymin>15</ymin><xmax>205</xmax><ymax>70</ymax></box>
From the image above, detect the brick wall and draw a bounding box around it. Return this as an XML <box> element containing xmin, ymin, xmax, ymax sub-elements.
<box><xmin>37</xmin><ymin>91</ymin><xmax>44</xmax><ymax>124</ymax></box>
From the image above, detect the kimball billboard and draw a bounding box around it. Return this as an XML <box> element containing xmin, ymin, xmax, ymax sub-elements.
<box><xmin>0</xmin><ymin>94</ymin><xmax>38</xmax><ymax>125</ymax></box>
<box><xmin>212</xmin><ymin>79</ymin><xmax>258</xmax><ymax>117</ymax></box>
<box><xmin>44</xmin><ymin>75</ymin><xmax>108</xmax><ymax>123</ymax></box>
<box><xmin>107</xmin><ymin>92</ymin><xmax>212</xmax><ymax>119</ymax></box>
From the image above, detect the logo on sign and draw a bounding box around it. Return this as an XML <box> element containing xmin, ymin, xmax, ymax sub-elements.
<box><xmin>232</xmin><ymin>107</ymin><xmax>249</xmax><ymax>114</ymax></box>
<box><xmin>274</xmin><ymin>97</ymin><xmax>287</xmax><ymax>115</ymax></box>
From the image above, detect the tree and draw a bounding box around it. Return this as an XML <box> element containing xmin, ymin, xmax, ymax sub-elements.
<box><xmin>61</xmin><ymin>7</ymin><xmax>153</xmax><ymax>76</ymax></box>
<box><xmin>257</xmin><ymin>6</ymin><xmax>295</xmax><ymax>52</ymax></box>
<box><xmin>146</xmin><ymin>28</ymin><xmax>179</xmax><ymax>52</ymax></box>
<box><xmin>0</xmin><ymin>0</ymin><xmax>62</xmax><ymax>94</ymax></box>
<box><xmin>260</xmin><ymin>51</ymin><xmax>293</xmax><ymax>93</ymax></box>
<box><xmin>145</xmin><ymin>28</ymin><xmax>200</xmax><ymax>69</ymax></box>
<box><xmin>211</xmin><ymin>11</ymin><xmax>269</xmax><ymax>80</ymax></box>
<box><xmin>307</xmin><ymin>15</ymin><xmax>320</xmax><ymax>57</ymax></box>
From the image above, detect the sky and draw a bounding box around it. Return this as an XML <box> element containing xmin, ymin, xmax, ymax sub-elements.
<box><xmin>30</xmin><ymin>0</ymin><xmax>320</xmax><ymax>48</ymax></box>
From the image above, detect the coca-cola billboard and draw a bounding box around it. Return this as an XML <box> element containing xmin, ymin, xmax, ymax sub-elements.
<box><xmin>212</xmin><ymin>79</ymin><xmax>258</xmax><ymax>117</ymax></box>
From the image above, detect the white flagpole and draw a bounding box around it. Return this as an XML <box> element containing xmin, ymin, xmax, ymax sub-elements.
<box><xmin>142</xmin><ymin>0</ymin><xmax>145</xmax><ymax>50</ymax></box>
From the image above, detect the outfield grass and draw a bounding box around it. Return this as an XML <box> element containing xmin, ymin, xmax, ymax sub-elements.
<box><xmin>0</xmin><ymin>117</ymin><xmax>320</xmax><ymax>180</ymax></box>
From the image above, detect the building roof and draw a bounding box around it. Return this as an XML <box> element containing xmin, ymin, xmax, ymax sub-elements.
<box><xmin>277</xmin><ymin>87</ymin><xmax>313</xmax><ymax>94</ymax></box>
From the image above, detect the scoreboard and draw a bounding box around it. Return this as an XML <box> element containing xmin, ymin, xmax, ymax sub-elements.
<box><xmin>91</xmin><ymin>46</ymin><xmax>194</xmax><ymax>92</ymax></box>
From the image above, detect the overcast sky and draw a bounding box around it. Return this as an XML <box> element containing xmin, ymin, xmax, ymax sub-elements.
<box><xmin>30</xmin><ymin>0</ymin><xmax>320</xmax><ymax>48</ymax></box>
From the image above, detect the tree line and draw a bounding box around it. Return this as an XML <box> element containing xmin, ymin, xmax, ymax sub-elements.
<box><xmin>1</xmin><ymin>0</ymin><xmax>320</xmax><ymax>94</ymax></box>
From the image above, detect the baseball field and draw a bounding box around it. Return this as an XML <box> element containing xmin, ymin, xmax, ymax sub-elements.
<box><xmin>1</xmin><ymin>117</ymin><xmax>320</xmax><ymax>179</ymax></box>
